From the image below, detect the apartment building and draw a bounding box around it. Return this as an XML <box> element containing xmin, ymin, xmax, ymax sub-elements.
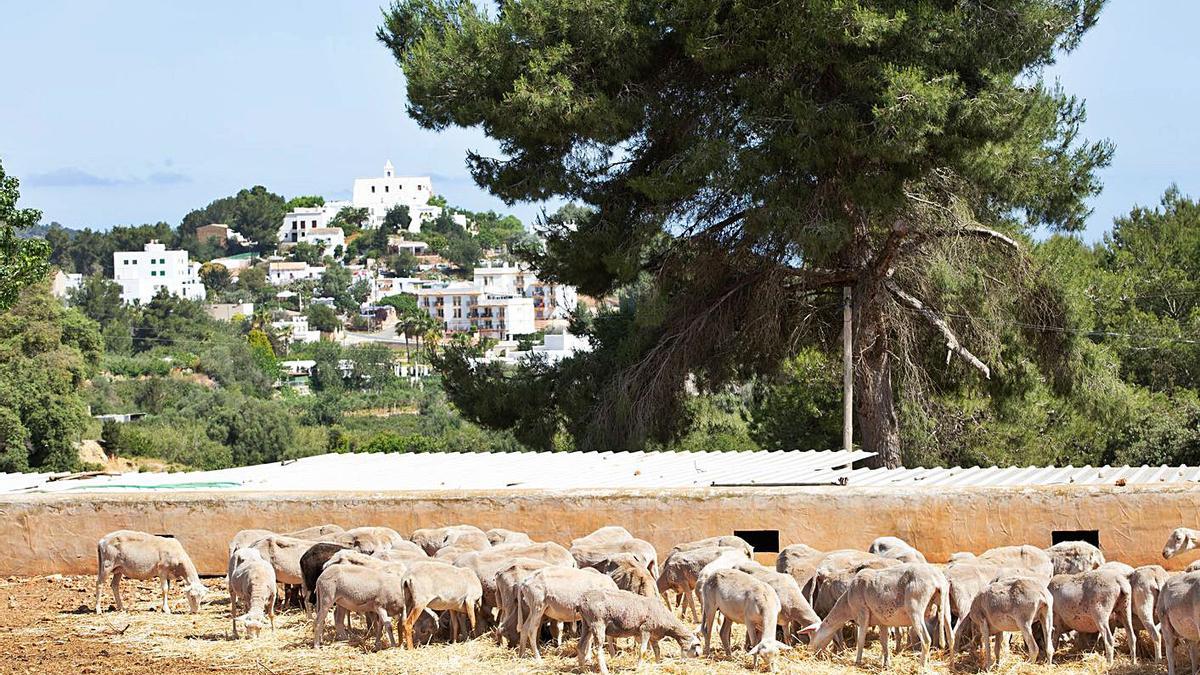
<box><xmin>414</xmin><ymin>282</ymin><xmax>536</xmax><ymax>341</ymax></box>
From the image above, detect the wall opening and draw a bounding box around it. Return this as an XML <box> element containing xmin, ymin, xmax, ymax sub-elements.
<box><xmin>1052</xmin><ymin>529</ymin><xmax>1099</xmax><ymax>548</ymax></box>
<box><xmin>734</xmin><ymin>529</ymin><xmax>779</xmax><ymax>553</ymax></box>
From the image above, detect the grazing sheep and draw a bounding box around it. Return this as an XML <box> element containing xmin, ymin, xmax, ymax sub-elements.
<box><xmin>1046</xmin><ymin>540</ymin><xmax>1106</xmax><ymax>575</ymax></box>
<box><xmin>401</xmin><ymin>560</ymin><xmax>484</xmax><ymax>648</ymax></box>
<box><xmin>246</xmin><ymin>534</ymin><xmax>316</xmax><ymax>589</ymax></box>
<box><xmin>812</xmin><ymin>553</ymin><xmax>899</xmax><ymax>618</ymax></box>
<box><xmin>96</xmin><ymin>530</ymin><xmax>208</xmax><ymax>615</ymax></box>
<box><xmin>572</xmin><ymin>526</ymin><xmax>634</xmax><ymax>548</ymax></box>
<box><xmin>1163</xmin><ymin>527</ymin><xmax>1200</xmax><ymax>561</ymax></box>
<box><xmin>952</xmin><ymin>575</ymin><xmax>1053</xmax><ymax>669</ymax></box>
<box><xmin>495</xmin><ymin>558</ymin><xmax>554</xmax><ymax>647</ymax></box>
<box><xmin>807</xmin><ymin>563</ymin><xmax>951</xmax><ymax>669</ymax></box>
<box><xmin>572</xmin><ymin>538</ymin><xmax>659</xmax><ymax>577</ymax></box>
<box><xmin>658</xmin><ymin>546</ymin><xmax>746</xmax><ymax>620</ymax></box>
<box><xmin>1156</xmin><ymin>571</ymin><xmax>1200</xmax><ymax>675</ymax></box>
<box><xmin>1048</xmin><ymin>568</ymin><xmax>1137</xmax><ymax>664</ymax></box>
<box><xmin>576</xmin><ymin>588</ymin><xmax>702</xmax><ymax>675</ymax></box>
<box><xmin>944</xmin><ymin>560</ymin><xmax>1022</xmax><ymax>648</ymax></box>
<box><xmin>410</xmin><ymin>525</ymin><xmax>487</xmax><ymax>555</ymax></box>
<box><xmin>228</xmin><ymin>548</ymin><xmax>277</xmax><ymax>638</ymax></box>
<box><xmin>487</xmin><ymin>528</ymin><xmax>533</xmax><ymax>546</ymax></box>
<box><xmin>775</xmin><ymin>543</ymin><xmax>823</xmax><ymax>600</ymax></box>
<box><xmin>735</xmin><ymin>561</ymin><xmax>820</xmax><ymax>645</ymax></box>
<box><xmin>698</xmin><ymin>568</ymin><xmax>791</xmax><ymax>671</ymax></box>
<box><xmin>299</xmin><ymin>542</ymin><xmax>351</xmax><ymax>611</ymax></box>
<box><xmin>1130</xmin><ymin>564</ymin><xmax>1170</xmax><ymax>660</ymax></box>
<box><xmin>454</xmin><ymin>546</ymin><xmax>569</xmax><ymax>634</ymax></box>
<box><xmin>516</xmin><ymin>566</ymin><xmax>618</xmax><ymax>660</ymax></box>
<box><xmin>965</xmin><ymin>545</ymin><xmax>1055</xmax><ymax>582</ymax></box>
<box><xmin>312</xmin><ymin>564</ymin><xmax>406</xmax><ymax>650</ymax></box>
<box><xmin>670</xmin><ymin>536</ymin><xmax>754</xmax><ymax>557</ymax></box>
<box><xmin>869</xmin><ymin>536</ymin><xmax>927</xmax><ymax>564</ymax></box>
<box><xmin>328</xmin><ymin>526</ymin><xmax>407</xmax><ymax>555</ymax></box>
<box><xmin>606</xmin><ymin>554</ymin><xmax>658</xmax><ymax>599</ymax></box>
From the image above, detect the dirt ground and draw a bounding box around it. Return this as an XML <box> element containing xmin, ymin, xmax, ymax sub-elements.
<box><xmin>0</xmin><ymin>575</ymin><xmax>1160</xmax><ymax>674</ymax></box>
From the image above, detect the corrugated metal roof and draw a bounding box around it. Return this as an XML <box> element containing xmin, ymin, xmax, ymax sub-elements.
<box><xmin>840</xmin><ymin>464</ymin><xmax>1200</xmax><ymax>487</ymax></box>
<box><xmin>0</xmin><ymin>449</ymin><xmax>874</xmax><ymax>494</ymax></box>
<box><xmin>5</xmin><ymin>451</ymin><xmax>1199</xmax><ymax>494</ymax></box>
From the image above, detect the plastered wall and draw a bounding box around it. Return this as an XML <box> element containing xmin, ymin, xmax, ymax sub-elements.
<box><xmin>0</xmin><ymin>484</ymin><xmax>1196</xmax><ymax>576</ymax></box>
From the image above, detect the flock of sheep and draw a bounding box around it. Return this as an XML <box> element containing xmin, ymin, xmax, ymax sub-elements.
<box><xmin>90</xmin><ymin>524</ymin><xmax>1200</xmax><ymax>674</ymax></box>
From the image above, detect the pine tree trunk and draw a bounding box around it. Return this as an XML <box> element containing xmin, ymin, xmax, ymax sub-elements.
<box><xmin>853</xmin><ymin>280</ymin><xmax>902</xmax><ymax>468</ymax></box>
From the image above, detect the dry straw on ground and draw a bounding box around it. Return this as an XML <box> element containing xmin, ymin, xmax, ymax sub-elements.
<box><xmin>12</xmin><ymin>576</ymin><xmax>1158</xmax><ymax>674</ymax></box>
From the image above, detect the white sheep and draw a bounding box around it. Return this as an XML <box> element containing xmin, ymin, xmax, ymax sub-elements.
<box><xmin>95</xmin><ymin>530</ymin><xmax>208</xmax><ymax>615</ymax></box>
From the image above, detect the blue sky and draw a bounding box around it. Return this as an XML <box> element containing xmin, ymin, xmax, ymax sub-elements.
<box><xmin>1</xmin><ymin>1</ymin><xmax>1196</xmax><ymax>240</ymax></box>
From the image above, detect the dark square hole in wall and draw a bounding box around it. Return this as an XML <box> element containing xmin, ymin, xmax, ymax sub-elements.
<box><xmin>1052</xmin><ymin>529</ymin><xmax>1099</xmax><ymax>548</ymax></box>
<box><xmin>734</xmin><ymin>530</ymin><xmax>779</xmax><ymax>553</ymax></box>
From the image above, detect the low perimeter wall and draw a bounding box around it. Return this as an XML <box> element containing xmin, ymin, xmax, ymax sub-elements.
<box><xmin>0</xmin><ymin>484</ymin><xmax>1197</xmax><ymax>576</ymax></box>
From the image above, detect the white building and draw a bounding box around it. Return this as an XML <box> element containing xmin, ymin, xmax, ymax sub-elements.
<box><xmin>496</xmin><ymin>331</ymin><xmax>592</xmax><ymax>365</ymax></box>
<box><xmin>50</xmin><ymin>269</ymin><xmax>82</xmax><ymax>299</ymax></box>
<box><xmin>113</xmin><ymin>241</ymin><xmax>206</xmax><ymax>305</ymax></box>
<box><xmin>415</xmin><ymin>282</ymin><xmax>536</xmax><ymax>341</ymax></box>
<box><xmin>272</xmin><ymin>313</ymin><xmax>322</xmax><ymax>344</ymax></box>
<box><xmin>268</xmin><ymin>261</ymin><xmax>325</xmax><ymax>286</ymax></box>
<box><xmin>277</xmin><ymin>200</ymin><xmax>350</xmax><ymax>245</ymax></box>
<box><xmin>351</xmin><ymin>161</ymin><xmax>441</xmax><ymax>232</ymax></box>
<box><xmin>472</xmin><ymin>262</ymin><xmax>578</xmax><ymax>326</ymax></box>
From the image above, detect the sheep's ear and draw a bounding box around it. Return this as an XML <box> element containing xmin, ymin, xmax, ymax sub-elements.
<box><xmin>799</xmin><ymin>622</ymin><xmax>820</xmax><ymax>635</ymax></box>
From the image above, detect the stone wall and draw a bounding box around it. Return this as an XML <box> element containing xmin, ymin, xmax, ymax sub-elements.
<box><xmin>0</xmin><ymin>484</ymin><xmax>1195</xmax><ymax>576</ymax></box>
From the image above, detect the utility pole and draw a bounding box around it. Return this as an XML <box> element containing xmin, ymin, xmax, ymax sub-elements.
<box><xmin>842</xmin><ymin>286</ymin><xmax>853</xmax><ymax>453</ymax></box>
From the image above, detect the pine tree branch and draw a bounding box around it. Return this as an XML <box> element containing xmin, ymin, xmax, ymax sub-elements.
<box><xmin>886</xmin><ymin>279</ymin><xmax>991</xmax><ymax>379</ymax></box>
<box><xmin>928</xmin><ymin>225</ymin><xmax>1022</xmax><ymax>252</ymax></box>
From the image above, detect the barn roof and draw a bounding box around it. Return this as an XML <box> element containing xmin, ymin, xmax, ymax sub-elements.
<box><xmin>3</xmin><ymin>449</ymin><xmax>1198</xmax><ymax>494</ymax></box>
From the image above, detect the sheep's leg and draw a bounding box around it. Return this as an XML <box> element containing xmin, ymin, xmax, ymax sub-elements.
<box><xmin>595</xmin><ymin>622</ymin><xmax>610</xmax><ymax>675</ymax></box>
<box><xmin>1098</xmin><ymin>615</ymin><xmax>1115</xmax><ymax>664</ymax></box>
<box><xmin>159</xmin><ymin>575</ymin><xmax>171</xmax><ymax>614</ymax></box>
<box><xmin>1189</xmin><ymin>642</ymin><xmax>1196</xmax><ymax>675</ymax></box>
<box><xmin>576</xmin><ymin>620</ymin><xmax>593</xmax><ymax>667</ymax></box>
<box><xmin>1123</xmin><ymin>603</ymin><xmax>1139</xmax><ymax>665</ymax></box>
<box><xmin>450</xmin><ymin>609</ymin><xmax>459</xmax><ymax>643</ymax></box>
<box><xmin>880</xmin><ymin>623</ymin><xmax>890</xmax><ymax>669</ymax></box>
<box><xmin>403</xmin><ymin>602</ymin><xmax>427</xmax><ymax>650</ymax></box>
<box><xmin>719</xmin><ymin>615</ymin><xmax>733</xmax><ymax>657</ymax></box>
<box><xmin>333</xmin><ymin>606</ymin><xmax>348</xmax><ymax>640</ymax></box>
<box><xmin>269</xmin><ymin>586</ymin><xmax>277</xmax><ymax>632</ymax></box>
<box><xmin>701</xmin><ymin>600</ymin><xmax>716</xmax><ymax>657</ymax></box>
<box><xmin>978</xmin><ymin>619</ymin><xmax>990</xmax><ymax>670</ymax></box>
<box><xmin>1163</xmin><ymin>618</ymin><xmax>1177</xmax><ymax>675</ymax></box>
<box><xmin>854</xmin><ymin>617</ymin><xmax>867</xmax><ymax>666</ymax></box>
<box><xmin>94</xmin><ymin>564</ymin><xmax>108</xmax><ymax>614</ymax></box>
<box><xmin>110</xmin><ymin>572</ymin><xmax>124</xmax><ymax>612</ymax></box>
<box><xmin>230</xmin><ymin>591</ymin><xmax>239</xmax><ymax>639</ymax></box>
<box><xmin>1022</xmin><ymin>623</ymin><xmax>1040</xmax><ymax>665</ymax></box>
<box><xmin>313</xmin><ymin>598</ymin><xmax>329</xmax><ymax>648</ymax></box>
<box><xmin>686</xmin><ymin>588</ymin><xmax>698</xmax><ymax>622</ymax></box>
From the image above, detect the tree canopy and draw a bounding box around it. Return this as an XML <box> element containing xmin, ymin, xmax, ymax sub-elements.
<box><xmin>382</xmin><ymin>0</ymin><xmax>1111</xmax><ymax>466</ymax></box>
<box><xmin>0</xmin><ymin>159</ymin><xmax>50</xmax><ymax>310</ymax></box>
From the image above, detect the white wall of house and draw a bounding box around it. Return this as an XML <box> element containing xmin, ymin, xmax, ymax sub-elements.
<box><xmin>113</xmin><ymin>241</ymin><xmax>206</xmax><ymax>305</ymax></box>
<box><xmin>268</xmin><ymin>262</ymin><xmax>325</xmax><ymax>286</ymax></box>
<box><xmin>278</xmin><ymin>201</ymin><xmax>348</xmax><ymax>245</ymax></box>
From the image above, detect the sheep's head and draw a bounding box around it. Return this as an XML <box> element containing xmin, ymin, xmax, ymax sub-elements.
<box><xmin>235</xmin><ymin>612</ymin><xmax>267</xmax><ymax>638</ymax></box>
<box><xmin>747</xmin><ymin>638</ymin><xmax>790</xmax><ymax>668</ymax></box>
<box><xmin>185</xmin><ymin>580</ymin><xmax>209</xmax><ymax>613</ymax></box>
<box><xmin>1164</xmin><ymin>528</ymin><xmax>1194</xmax><ymax>559</ymax></box>
<box><xmin>679</xmin><ymin>631</ymin><xmax>702</xmax><ymax>657</ymax></box>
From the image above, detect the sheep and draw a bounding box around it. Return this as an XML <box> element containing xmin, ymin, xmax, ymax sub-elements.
<box><xmin>775</xmin><ymin>543</ymin><xmax>823</xmax><ymax>600</ymax></box>
<box><xmin>228</xmin><ymin>529</ymin><xmax>276</xmax><ymax>557</ymax></box>
<box><xmin>734</xmin><ymin>561</ymin><xmax>820</xmax><ymax>645</ymax></box>
<box><xmin>487</xmin><ymin>528</ymin><xmax>533</xmax><ymax>546</ymax></box>
<box><xmin>495</xmin><ymin>558</ymin><xmax>554</xmax><ymax>647</ymax></box>
<box><xmin>373</xmin><ymin>547</ymin><xmax>430</xmax><ymax>563</ymax></box>
<box><xmin>657</xmin><ymin>546</ymin><xmax>746</xmax><ymax>619</ymax></box>
<box><xmin>576</xmin><ymin>588</ymin><xmax>702</xmax><ymax>675</ymax></box>
<box><xmin>95</xmin><ymin>530</ymin><xmax>208</xmax><ymax>615</ymax></box>
<box><xmin>807</xmin><ymin>563</ymin><xmax>952</xmax><ymax>669</ymax></box>
<box><xmin>812</xmin><ymin>553</ymin><xmax>899</xmax><ymax>617</ymax></box>
<box><xmin>516</xmin><ymin>566</ymin><xmax>618</xmax><ymax>660</ymax></box>
<box><xmin>299</xmin><ymin>542</ymin><xmax>351</xmax><ymax>613</ymax></box>
<box><xmin>312</xmin><ymin>563</ymin><xmax>406</xmax><ymax>650</ymax></box>
<box><xmin>400</xmin><ymin>560</ymin><xmax>484</xmax><ymax>648</ymax></box>
<box><xmin>572</xmin><ymin>526</ymin><xmax>634</xmax><ymax>548</ymax></box>
<box><xmin>1130</xmin><ymin>564</ymin><xmax>1170</xmax><ymax>660</ymax></box>
<box><xmin>1048</xmin><ymin>567</ymin><xmax>1137</xmax><ymax>664</ymax></box>
<box><xmin>328</xmin><ymin>526</ymin><xmax>407</xmax><ymax>555</ymax></box>
<box><xmin>952</xmin><ymin>575</ymin><xmax>1054</xmax><ymax>668</ymax></box>
<box><xmin>698</xmin><ymin>568</ymin><xmax>791</xmax><ymax>671</ymax></box>
<box><xmin>868</xmin><ymin>536</ymin><xmax>928</xmax><ymax>564</ymax></box>
<box><xmin>571</xmin><ymin>538</ymin><xmax>659</xmax><ymax>577</ymax></box>
<box><xmin>285</xmin><ymin>524</ymin><xmax>344</xmax><ymax>540</ymax></box>
<box><xmin>944</xmin><ymin>560</ymin><xmax>1018</xmax><ymax>649</ymax></box>
<box><xmin>246</xmin><ymin>534</ymin><xmax>316</xmax><ymax>589</ymax></box>
<box><xmin>1156</xmin><ymin>571</ymin><xmax>1200</xmax><ymax>675</ymax></box>
<box><xmin>1163</xmin><ymin>527</ymin><xmax>1200</xmax><ymax>561</ymax></box>
<box><xmin>670</xmin><ymin>535</ymin><xmax>754</xmax><ymax>557</ymax></box>
<box><xmin>607</xmin><ymin>554</ymin><xmax>658</xmax><ymax>599</ymax></box>
<box><xmin>228</xmin><ymin>547</ymin><xmax>277</xmax><ymax>638</ymax></box>
<box><xmin>1046</xmin><ymin>540</ymin><xmax>1106</xmax><ymax>575</ymax></box>
<box><xmin>410</xmin><ymin>525</ymin><xmax>487</xmax><ymax>555</ymax></box>
<box><xmin>454</xmin><ymin>546</ymin><xmax>569</xmax><ymax>633</ymax></box>
<box><xmin>963</xmin><ymin>544</ymin><xmax>1055</xmax><ymax>582</ymax></box>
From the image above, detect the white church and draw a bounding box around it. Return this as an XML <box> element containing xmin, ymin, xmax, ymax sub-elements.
<box><xmin>350</xmin><ymin>160</ymin><xmax>443</xmax><ymax>232</ymax></box>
